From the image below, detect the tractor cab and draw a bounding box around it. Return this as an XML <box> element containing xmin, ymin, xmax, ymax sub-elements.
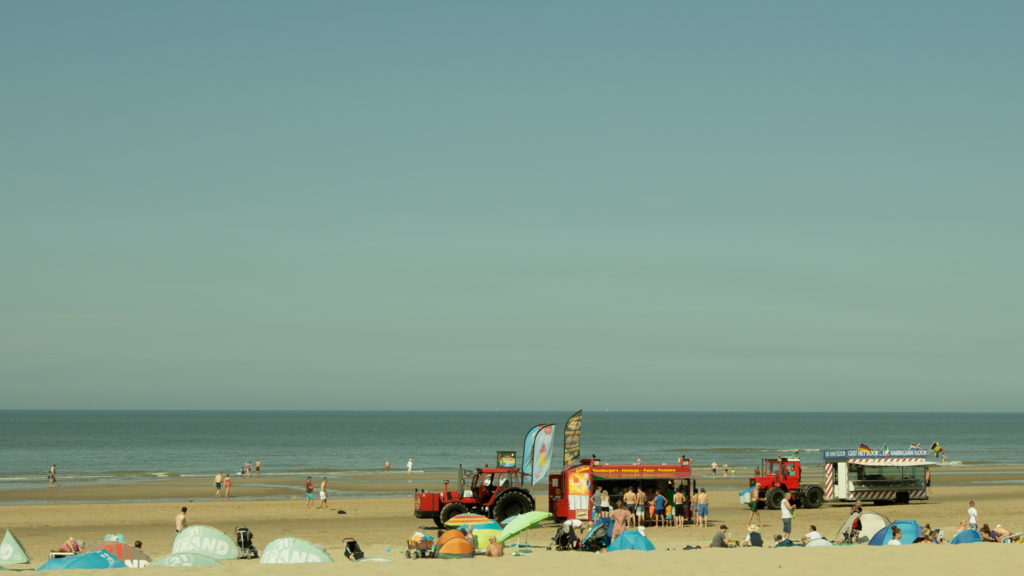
<box><xmin>466</xmin><ymin>467</ymin><xmax>522</xmax><ymax>503</ymax></box>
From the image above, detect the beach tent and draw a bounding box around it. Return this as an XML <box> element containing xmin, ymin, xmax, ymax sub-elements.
<box><xmin>868</xmin><ymin>520</ymin><xmax>922</xmax><ymax>546</ymax></box>
<box><xmin>950</xmin><ymin>529</ymin><xmax>983</xmax><ymax>545</ymax></box>
<box><xmin>83</xmin><ymin>542</ymin><xmax>150</xmax><ymax>568</ymax></box>
<box><xmin>149</xmin><ymin>553</ymin><xmax>221</xmax><ymax>567</ymax></box>
<box><xmin>581</xmin><ymin>518</ymin><xmax>612</xmax><ymax>551</ymax></box>
<box><xmin>260</xmin><ymin>538</ymin><xmax>331</xmax><ymax>564</ymax></box>
<box><xmin>835</xmin><ymin>512</ymin><xmax>890</xmax><ymax>544</ymax></box>
<box><xmin>0</xmin><ymin>531</ymin><xmax>30</xmax><ymax>565</ymax></box>
<box><xmin>171</xmin><ymin>526</ymin><xmax>240</xmax><ymax>560</ymax></box>
<box><xmin>607</xmin><ymin>531</ymin><xmax>655</xmax><ymax>552</ymax></box>
<box><xmin>435</xmin><ymin>530</ymin><xmax>468</xmax><ymax>550</ymax></box>
<box><xmin>805</xmin><ymin>538</ymin><xmax>833</xmax><ymax>547</ymax></box>
<box><xmin>435</xmin><ymin>537</ymin><xmax>474</xmax><ymax>559</ymax></box>
<box><xmin>37</xmin><ymin>551</ymin><xmax>126</xmax><ymax>571</ymax></box>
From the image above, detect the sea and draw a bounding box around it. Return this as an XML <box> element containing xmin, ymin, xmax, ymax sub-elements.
<box><xmin>2</xmin><ymin>411</ymin><xmax>1021</xmax><ymax>501</ymax></box>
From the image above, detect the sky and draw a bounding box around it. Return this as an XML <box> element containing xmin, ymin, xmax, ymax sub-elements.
<box><xmin>2</xmin><ymin>1</ymin><xmax>1022</xmax><ymax>411</ymax></box>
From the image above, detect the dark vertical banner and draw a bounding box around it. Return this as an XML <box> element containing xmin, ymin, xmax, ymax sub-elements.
<box><xmin>563</xmin><ymin>410</ymin><xmax>583</xmax><ymax>468</ymax></box>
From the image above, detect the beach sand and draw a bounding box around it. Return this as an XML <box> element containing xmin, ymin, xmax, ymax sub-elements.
<box><xmin>2</xmin><ymin>467</ymin><xmax>1022</xmax><ymax>573</ymax></box>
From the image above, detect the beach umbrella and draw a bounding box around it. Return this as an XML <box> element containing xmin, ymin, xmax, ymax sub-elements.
<box><xmin>83</xmin><ymin>542</ymin><xmax>151</xmax><ymax>568</ymax></box>
<box><xmin>607</xmin><ymin>531</ymin><xmax>655</xmax><ymax>552</ymax></box>
<box><xmin>498</xmin><ymin>511</ymin><xmax>551</xmax><ymax>544</ymax></box>
<box><xmin>149</xmin><ymin>553</ymin><xmax>221</xmax><ymax>567</ymax></box>
<box><xmin>171</xmin><ymin>526</ymin><xmax>240</xmax><ymax>560</ymax></box>
<box><xmin>260</xmin><ymin>538</ymin><xmax>332</xmax><ymax>564</ymax></box>
<box><xmin>0</xmin><ymin>531</ymin><xmax>31</xmax><ymax>565</ymax></box>
<box><xmin>444</xmin><ymin>513</ymin><xmax>492</xmax><ymax>527</ymax></box>
<box><xmin>951</xmin><ymin>529</ymin><xmax>982</xmax><ymax>545</ymax></box>
<box><xmin>38</xmin><ymin>550</ymin><xmax>126</xmax><ymax>570</ymax></box>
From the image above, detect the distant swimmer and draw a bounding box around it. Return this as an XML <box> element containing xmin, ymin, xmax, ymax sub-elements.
<box><xmin>385</xmin><ymin>460</ymin><xmax>390</xmax><ymax>471</ymax></box>
<box><xmin>407</xmin><ymin>458</ymin><xmax>413</xmax><ymax>474</ymax></box>
<box><xmin>255</xmin><ymin>459</ymin><xmax>261</xmax><ymax>476</ymax></box>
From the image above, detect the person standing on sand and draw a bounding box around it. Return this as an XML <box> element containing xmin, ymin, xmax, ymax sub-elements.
<box><xmin>49</xmin><ymin>464</ymin><xmax>57</xmax><ymax>488</ymax></box>
<box><xmin>305</xmin><ymin>476</ymin><xmax>315</xmax><ymax>509</ymax></box>
<box><xmin>723</xmin><ymin>463</ymin><xmax>729</xmax><ymax>477</ymax></box>
<box><xmin>673</xmin><ymin>487</ymin><xmax>685</xmax><ymax>527</ymax></box>
<box><xmin>319</xmin><ymin>477</ymin><xmax>329</xmax><ymax>510</ymax></box>
<box><xmin>175</xmin><ymin>507</ymin><xmax>187</xmax><ymax>533</ymax></box>
<box><xmin>746</xmin><ymin>483</ymin><xmax>764</xmax><ymax>527</ymax></box>
<box><xmin>609</xmin><ymin>501</ymin><xmax>633</xmax><ymax>541</ymax></box>
<box><xmin>781</xmin><ymin>492</ymin><xmax>794</xmax><ymax>539</ymax></box>
<box><xmin>407</xmin><ymin>458</ymin><xmax>413</xmax><ymax>474</ymax></box>
<box><xmin>214</xmin><ymin>472</ymin><xmax>223</xmax><ymax>499</ymax></box>
<box><xmin>711</xmin><ymin>461</ymin><xmax>717</xmax><ymax>479</ymax></box>
<box><xmin>223</xmin><ymin>474</ymin><xmax>231</xmax><ymax>501</ymax></box>
<box><xmin>697</xmin><ymin>488</ymin><xmax>709</xmax><ymax>527</ymax></box>
<box><xmin>968</xmin><ymin>500</ymin><xmax>979</xmax><ymax>531</ymax></box>
<box><xmin>635</xmin><ymin>487</ymin><xmax>647</xmax><ymax>526</ymax></box>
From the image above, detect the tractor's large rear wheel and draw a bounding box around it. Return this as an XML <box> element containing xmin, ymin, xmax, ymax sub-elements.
<box><xmin>765</xmin><ymin>487</ymin><xmax>786</xmax><ymax>510</ymax></box>
<box><xmin>439</xmin><ymin>502</ymin><xmax>469</xmax><ymax>526</ymax></box>
<box><xmin>492</xmin><ymin>489</ymin><xmax>535</xmax><ymax>524</ymax></box>
<box><xmin>802</xmin><ymin>485</ymin><xmax>824</xmax><ymax>509</ymax></box>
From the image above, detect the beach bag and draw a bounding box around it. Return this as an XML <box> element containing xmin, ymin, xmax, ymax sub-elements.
<box><xmin>343</xmin><ymin>538</ymin><xmax>364</xmax><ymax>561</ymax></box>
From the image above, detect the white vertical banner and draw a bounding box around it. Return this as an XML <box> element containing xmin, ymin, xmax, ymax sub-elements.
<box><xmin>531</xmin><ymin>424</ymin><xmax>555</xmax><ymax>486</ymax></box>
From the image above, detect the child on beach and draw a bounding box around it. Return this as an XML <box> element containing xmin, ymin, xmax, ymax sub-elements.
<box><xmin>968</xmin><ymin>501</ymin><xmax>978</xmax><ymax>530</ymax></box>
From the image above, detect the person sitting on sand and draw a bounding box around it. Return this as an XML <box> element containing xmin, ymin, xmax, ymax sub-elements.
<box><xmin>485</xmin><ymin>536</ymin><xmax>504</xmax><ymax>557</ymax></box>
<box><xmin>888</xmin><ymin>526</ymin><xmax>902</xmax><ymax>545</ymax></box>
<box><xmin>53</xmin><ymin>537</ymin><xmax>81</xmax><ymax>554</ymax></box>
<box><xmin>710</xmin><ymin>525</ymin><xmax>731</xmax><ymax>548</ymax></box>
<box><xmin>801</xmin><ymin>524</ymin><xmax>822</xmax><ymax>545</ymax></box>
<box><xmin>979</xmin><ymin>524</ymin><xmax>1009</xmax><ymax>542</ymax></box>
<box><xmin>771</xmin><ymin>534</ymin><xmax>794</xmax><ymax>548</ymax></box>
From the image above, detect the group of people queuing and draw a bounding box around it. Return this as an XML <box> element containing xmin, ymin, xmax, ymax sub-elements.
<box><xmin>593</xmin><ymin>484</ymin><xmax>710</xmax><ymax>529</ymax></box>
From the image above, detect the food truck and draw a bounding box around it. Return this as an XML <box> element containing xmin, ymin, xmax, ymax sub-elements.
<box><xmin>823</xmin><ymin>448</ymin><xmax>929</xmax><ymax>504</ymax></box>
<box><xmin>548</xmin><ymin>457</ymin><xmax>698</xmax><ymax>521</ymax></box>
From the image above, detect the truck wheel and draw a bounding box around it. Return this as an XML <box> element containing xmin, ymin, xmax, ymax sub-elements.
<box><xmin>802</xmin><ymin>485</ymin><xmax>824</xmax><ymax>509</ymax></box>
<box><xmin>440</xmin><ymin>502</ymin><xmax>469</xmax><ymax>526</ymax></box>
<box><xmin>765</xmin><ymin>487</ymin><xmax>786</xmax><ymax>510</ymax></box>
<box><xmin>493</xmin><ymin>490</ymin><xmax>535</xmax><ymax>524</ymax></box>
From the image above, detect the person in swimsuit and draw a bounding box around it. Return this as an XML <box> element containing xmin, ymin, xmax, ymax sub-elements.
<box><xmin>305</xmin><ymin>476</ymin><xmax>315</xmax><ymax>509</ymax></box>
<box><xmin>223</xmin><ymin>474</ymin><xmax>231</xmax><ymax>500</ymax></box>
<box><xmin>175</xmin><ymin>507</ymin><xmax>187</xmax><ymax>532</ymax></box>
<box><xmin>319</xmin><ymin>476</ymin><xmax>329</xmax><ymax>510</ymax></box>
<box><xmin>49</xmin><ymin>465</ymin><xmax>58</xmax><ymax>488</ymax></box>
<box><xmin>214</xmin><ymin>472</ymin><xmax>223</xmax><ymax>499</ymax></box>
<box><xmin>746</xmin><ymin>483</ymin><xmax>764</xmax><ymax>527</ymax></box>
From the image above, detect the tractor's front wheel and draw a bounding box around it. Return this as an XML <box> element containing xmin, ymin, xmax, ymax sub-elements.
<box><xmin>802</xmin><ymin>485</ymin><xmax>824</xmax><ymax>509</ymax></box>
<box><xmin>765</xmin><ymin>487</ymin><xmax>786</xmax><ymax>510</ymax></box>
<box><xmin>492</xmin><ymin>489</ymin><xmax>535</xmax><ymax>524</ymax></box>
<box><xmin>439</xmin><ymin>502</ymin><xmax>469</xmax><ymax>526</ymax></box>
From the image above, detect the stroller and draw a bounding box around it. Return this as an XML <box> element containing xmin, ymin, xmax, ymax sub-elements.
<box><xmin>552</xmin><ymin>522</ymin><xmax>580</xmax><ymax>551</ymax></box>
<box><xmin>236</xmin><ymin>527</ymin><xmax>259</xmax><ymax>559</ymax></box>
<box><xmin>580</xmin><ymin>518</ymin><xmax>612</xmax><ymax>552</ymax></box>
<box><xmin>343</xmin><ymin>538</ymin><xmax>365</xmax><ymax>561</ymax></box>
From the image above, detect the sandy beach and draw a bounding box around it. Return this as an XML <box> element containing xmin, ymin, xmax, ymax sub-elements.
<box><xmin>2</xmin><ymin>466</ymin><xmax>1022</xmax><ymax>573</ymax></box>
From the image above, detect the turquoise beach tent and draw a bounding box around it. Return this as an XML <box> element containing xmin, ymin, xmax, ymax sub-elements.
<box><xmin>868</xmin><ymin>520</ymin><xmax>921</xmax><ymax>546</ymax></box>
<box><xmin>951</xmin><ymin>529</ymin><xmax>983</xmax><ymax>544</ymax></box>
<box><xmin>260</xmin><ymin>538</ymin><xmax>332</xmax><ymax>564</ymax></box>
<box><xmin>171</xmin><ymin>526</ymin><xmax>240</xmax><ymax>560</ymax></box>
<box><xmin>0</xmin><ymin>531</ymin><xmax>31</xmax><ymax>565</ymax></box>
<box><xmin>150</xmin><ymin>553</ymin><xmax>221</xmax><ymax>567</ymax></box>
<box><xmin>37</xmin><ymin>551</ymin><xmax>125</xmax><ymax>570</ymax></box>
<box><xmin>607</xmin><ymin>531</ymin><xmax>655</xmax><ymax>552</ymax></box>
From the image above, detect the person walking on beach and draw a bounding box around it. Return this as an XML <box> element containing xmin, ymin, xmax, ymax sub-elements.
<box><xmin>723</xmin><ymin>463</ymin><xmax>729</xmax><ymax>477</ymax></box>
<box><xmin>223</xmin><ymin>474</ymin><xmax>231</xmax><ymax>501</ymax></box>
<box><xmin>968</xmin><ymin>500</ymin><xmax>979</xmax><ymax>531</ymax></box>
<box><xmin>214</xmin><ymin>472</ymin><xmax>223</xmax><ymax>499</ymax></box>
<box><xmin>305</xmin><ymin>476</ymin><xmax>315</xmax><ymax>509</ymax></box>
<box><xmin>49</xmin><ymin>464</ymin><xmax>58</xmax><ymax>488</ymax></box>
<box><xmin>255</xmin><ymin>459</ymin><xmax>261</xmax><ymax>477</ymax></box>
<box><xmin>319</xmin><ymin>476</ymin><xmax>329</xmax><ymax>510</ymax></box>
<box><xmin>781</xmin><ymin>492</ymin><xmax>794</xmax><ymax>540</ymax></box>
<box><xmin>746</xmin><ymin>483</ymin><xmax>764</xmax><ymax>527</ymax></box>
<box><xmin>175</xmin><ymin>507</ymin><xmax>187</xmax><ymax>533</ymax></box>
<box><xmin>711</xmin><ymin>461</ymin><xmax>717</xmax><ymax>479</ymax></box>
<box><xmin>406</xmin><ymin>458</ymin><xmax>413</xmax><ymax>474</ymax></box>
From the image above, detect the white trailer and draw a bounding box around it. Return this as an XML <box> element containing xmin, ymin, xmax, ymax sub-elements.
<box><xmin>823</xmin><ymin>448</ymin><xmax>929</xmax><ymax>504</ymax></box>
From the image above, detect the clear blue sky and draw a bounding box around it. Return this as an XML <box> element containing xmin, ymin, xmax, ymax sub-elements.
<box><xmin>2</xmin><ymin>2</ymin><xmax>1021</xmax><ymax>410</ymax></box>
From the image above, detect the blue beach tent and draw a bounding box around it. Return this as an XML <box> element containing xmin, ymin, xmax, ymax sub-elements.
<box><xmin>581</xmin><ymin>518</ymin><xmax>613</xmax><ymax>550</ymax></box>
<box><xmin>867</xmin><ymin>520</ymin><xmax>922</xmax><ymax>546</ymax></box>
<box><xmin>607</xmin><ymin>531</ymin><xmax>655</xmax><ymax>552</ymax></box>
<box><xmin>951</xmin><ymin>529</ymin><xmax>983</xmax><ymax>544</ymax></box>
<box><xmin>38</xmin><ymin>551</ymin><xmax>126</xmax><ymax>570</ymax></box>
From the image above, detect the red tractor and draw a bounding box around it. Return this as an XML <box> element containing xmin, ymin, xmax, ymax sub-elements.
<box><xmin>414</xmin><ymin>465</ymin><xmax>536</xmax><ymax>527</ymax></box>
<box><xmin>748</xmin><ymin>455</ymin><xmax>825</xmax><ymax>510</ymax></box>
